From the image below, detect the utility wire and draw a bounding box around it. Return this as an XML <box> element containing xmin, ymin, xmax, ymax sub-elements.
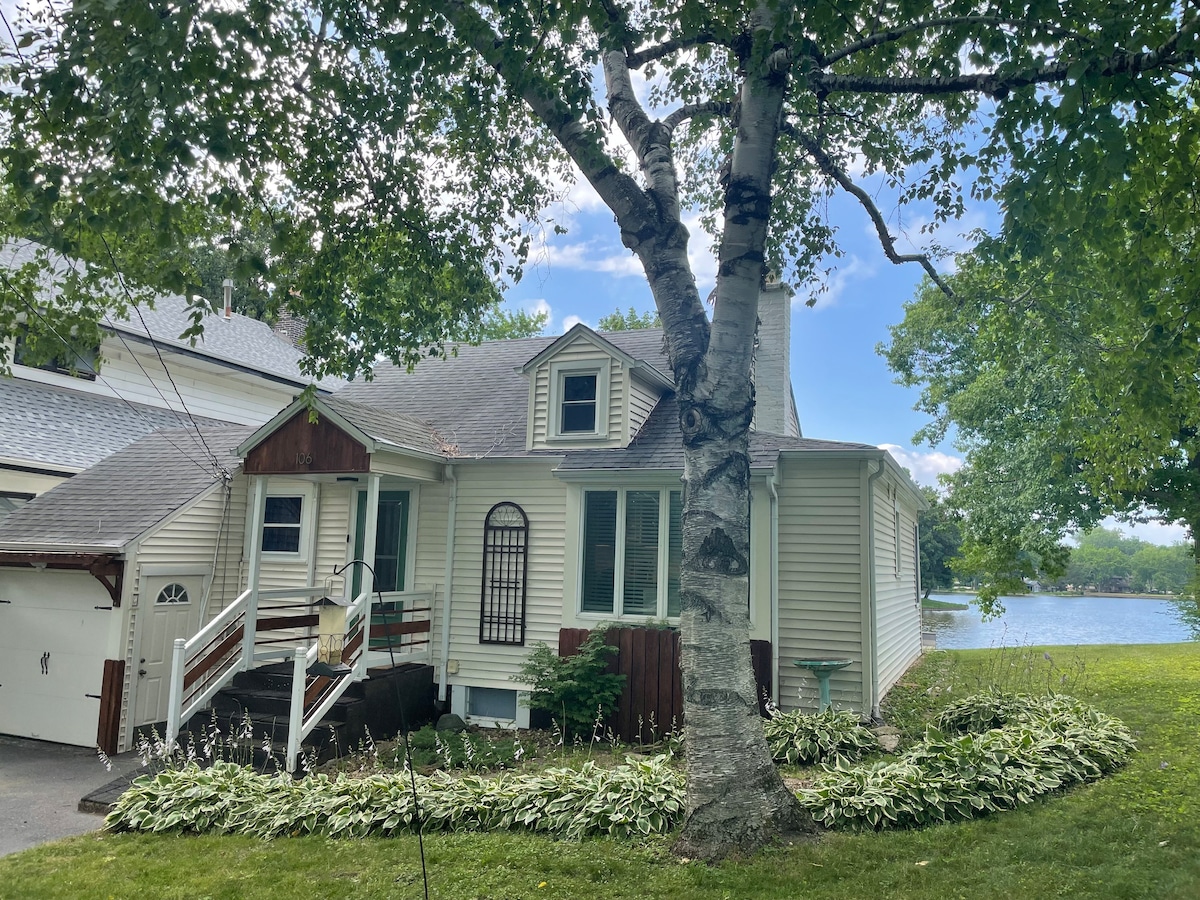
<box><xmin>97</xmin><ymin>235</ymin><xmax>226</xmax><ymax>475</ymax></box>
<box><xmin>5</xmin><ymin>272</ymin><xmax>218</xmax><ymax>479</ymax></box>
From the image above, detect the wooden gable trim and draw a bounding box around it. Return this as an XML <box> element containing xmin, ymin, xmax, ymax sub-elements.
<box><xmin>243</xmin><ymin>408</ymin><xmax>370</xmax><ymax>475</ymax></box>
<box><xmin>0</xmin><ymin>552</ymin><xmax>124</xmax><ymax>606</ymax></box>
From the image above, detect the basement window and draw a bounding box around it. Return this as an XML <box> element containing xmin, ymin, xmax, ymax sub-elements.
<box><xmin>468</xmin><ymin>686</ymin><xmax>518</xmax><ymax>722</ymax></box>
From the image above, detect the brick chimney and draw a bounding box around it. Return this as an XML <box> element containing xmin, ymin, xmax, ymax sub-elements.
<box><xmin>272</xmin><ymin>304</ymin><xmax>307</xmax><ymax>349</ymax></box>
<box><xmin>752</xmin><ymin>279</ymin><xmax>799</xmax><ymax>436</ymax></box>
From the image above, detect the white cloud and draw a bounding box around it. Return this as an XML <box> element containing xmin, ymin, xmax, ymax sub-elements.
<box><xmin>540</xmin><ymin>240</ymin><xmax>644</xmax><ymax>278</ymax></box>
<box><xmin>807</xmin><ymin>254</ymin><xmax>879</xmax><ymax>309</ymax></box>
<box><xmin>561</xmin><ymin>314</ymin><xmax>586</xmax><ymax>331</ymax></box>
<box><xmin>878</xmin><ymin>444</ymin><xmax>963</xmax><ymax>487</ymax></box>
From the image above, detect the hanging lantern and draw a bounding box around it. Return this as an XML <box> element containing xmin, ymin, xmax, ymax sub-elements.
<box><xmin>310</xmin><ymin>576</ymin><xmax>353</xmax><ymax>677</ymax></box>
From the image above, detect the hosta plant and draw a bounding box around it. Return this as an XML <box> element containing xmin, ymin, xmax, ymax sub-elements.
<box><xmin>763</xmin><ymin>707</ymin><xmax>879</xmax><ymax>766</ymax></box>
<box><xmin>797</xmin><ymin>692</ymin><xmax>1136</xmax><ymax>831</ymax></box>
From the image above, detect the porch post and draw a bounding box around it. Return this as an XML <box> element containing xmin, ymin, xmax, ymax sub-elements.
<box><xmin>357</xmin><ymin>473</ymin><xmax>380</xmax><ymax>678</ymax></box>
<box><xmin>243</xmin><ymin>475</ymin><xmax>267</xmax><ymax>666</ymax></box>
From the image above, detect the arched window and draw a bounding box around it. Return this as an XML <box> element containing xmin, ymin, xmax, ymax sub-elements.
<box><xmin>480</xmin><ymin>502</ymin><xmax>528</xmax><ymax>645</ymax></box>
<box><xmin>155</xmin><ymin>583</ymin><xmax>189</xmax><ymax>605</ymax></box>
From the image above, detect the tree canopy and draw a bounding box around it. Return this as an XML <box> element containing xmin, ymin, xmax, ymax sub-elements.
<box><xmin>3</xmin><ymin>0</ymin><xmax>1197</xmax><ymax>860</ymax></box>
<box><xmin>598</xmin><ymin>307</ymin><xmax>662</xmax><ymax>331</ymax></box>
<box><xmin>917</xmin><ymin>486</ymin><xmax>962</xmax><ymax>598</ymax></box>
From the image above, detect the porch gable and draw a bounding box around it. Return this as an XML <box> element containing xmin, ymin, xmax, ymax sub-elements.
<box><xmin>244</xmin><ymin>409</ymin><xmax>369</xmax><ymax>476</ymax></box>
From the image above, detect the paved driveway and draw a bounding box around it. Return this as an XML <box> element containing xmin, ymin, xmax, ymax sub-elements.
<box><xmin>0</xmin><ymin>736</ymin><xmax>146</xmax><ymax>858</ymax></box>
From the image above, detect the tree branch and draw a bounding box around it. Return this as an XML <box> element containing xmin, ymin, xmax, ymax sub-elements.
<box><xmin>813</xmin><ymin>20</ymin><xmax>1197</xmax><ymax>97</ymax></box>
<box><xmin>662</xmin><ymin>100</ymin><xmax>732</xmax><ymax>133</ymax></box>
<box><xmin>440</xmin><ymin>0</ymin><xmax>656</xmax><ymax>231</ymax></box>
<box><xmin>788</xmin><ymin>126</ymin><xmax>954</xmax><ymax>298</ymax></box>
<box><xmin>823</xmin><ymin>16</ymin><xmax>1079</xmax><ymax>67</ymax></box>
<box><xmin>627</xmin><ymin>31</ymin><xmax>722</xmax><ymax>69</ymax></box>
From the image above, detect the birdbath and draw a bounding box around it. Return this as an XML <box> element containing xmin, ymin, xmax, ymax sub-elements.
<box><xmin>793</xmin><ymin>657</ymin><xmax>854</xmax><ymax>712</ymax></box>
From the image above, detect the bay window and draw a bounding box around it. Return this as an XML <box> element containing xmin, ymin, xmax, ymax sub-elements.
<box><xmin>580</xmin><ymin>488</ymin><xmax>683</xmax><ymax>619</ymax></box>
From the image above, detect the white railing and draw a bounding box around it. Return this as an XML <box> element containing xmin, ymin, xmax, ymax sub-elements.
<box><xmin>285</xmin><ymin>589</ymin><xmax>372</xmax><ymax>772</ymax></box>
<box><xmin>166</xmin><ymin>588</ymin><xmax>252</xmax><ymax>749</ymax></box>
<box><xmin>167</xmin><ymin>583</ymin><xmax>435</xmax><ymax>773</ymax></box>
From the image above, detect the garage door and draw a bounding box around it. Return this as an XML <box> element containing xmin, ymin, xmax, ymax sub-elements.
<box><xmin>0</xmin><ymin>570</ymin><xmax>114</xmax><ymax>747</ymax></box>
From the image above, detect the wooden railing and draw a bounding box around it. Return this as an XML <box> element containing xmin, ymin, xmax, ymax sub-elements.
<box><xmin>166</xmin><ymin>588</ymin><xmax>252</xmax><ymax>749</ymax></box>
<box><xmin>167</xmin><ymin>583</ymin><xmax>435</xmax><ymax>772</ymax></box>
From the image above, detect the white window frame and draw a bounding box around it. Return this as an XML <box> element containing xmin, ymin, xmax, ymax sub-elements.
<box><xmin>260</xmin><ymin>483</ymin><xmax>316</xmax><ymax>561</ymax></box>
<box><xmin>577</xmin><ymin>486</ymin><xmax>683</xmax><ymax>622</ymax></box>
<box><xmin>547</xmin><ymin>360</ymin><xmax>609</xmax><ymax>441</ymax></box>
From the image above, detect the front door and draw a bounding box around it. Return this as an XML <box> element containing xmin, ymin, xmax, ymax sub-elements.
<box><xmin>352</xmin><ymin>490</ymin><xmax>410</xmax><ymax>597</ymax></box>
<box><xmin>132</xmin><ymin>573</ymin><xmax>206</xmax><ymax>728</ymax></box>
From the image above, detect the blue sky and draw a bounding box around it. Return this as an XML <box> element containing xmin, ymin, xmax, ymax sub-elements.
<box><xmin>500</xmin><ymin>177</ymin><xmax>1187</xmax><ymax>546</ymax></box>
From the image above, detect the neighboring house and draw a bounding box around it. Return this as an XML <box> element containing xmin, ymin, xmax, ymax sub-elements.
<box><xmin>0</xmin><ymin>284</ymin><xmax>925</xmax><ymax>756</ymax></box>
<box><xmin>0</xmin><ymin>240</ymin><xmax>342</xmax><ymax>516</ymax></box>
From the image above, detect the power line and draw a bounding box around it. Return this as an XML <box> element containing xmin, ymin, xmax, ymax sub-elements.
<box><xmin>96</xmin><ymin>235</ymin><xmax>225</xmax><ymax>475</ymax></box>
<box><xmin>3</xmin><ymin>271</ymin><xmax>218</xmax><ymax>480</ymax></box>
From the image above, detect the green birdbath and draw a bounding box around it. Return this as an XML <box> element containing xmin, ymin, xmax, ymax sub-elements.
<box><xmin>793</xmin><ymin>657</ymin><xmax>853</xmax><ymax>712</ymax></box>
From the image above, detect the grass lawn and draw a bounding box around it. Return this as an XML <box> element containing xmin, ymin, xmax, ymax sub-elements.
<box><xmin>920</xmin><ymin>597</ymin><xmax>970</xmax><ymax>610</ymax></box>
<box><xmin>2</xmin><ymin>643</ymin><xmax>1197</xmax><ymax>900</ymax></box>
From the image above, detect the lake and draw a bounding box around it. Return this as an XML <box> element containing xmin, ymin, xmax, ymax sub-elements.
<box><xmin>923</xmin><ymin>593</ymin><xmax>1196</xmax><ymax>649</ymax></box>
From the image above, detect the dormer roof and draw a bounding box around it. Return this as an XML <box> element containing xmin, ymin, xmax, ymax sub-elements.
<box><xmin>517</xmin><ymin>323</ymin><xmax>674</xmax><ymax>390</ymax></box>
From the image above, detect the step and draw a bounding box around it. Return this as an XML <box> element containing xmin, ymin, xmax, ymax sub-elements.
<box><xmin>213</xmin><ymin>686</ymin><xmax>363</xmax><ymax>722</ymax></box>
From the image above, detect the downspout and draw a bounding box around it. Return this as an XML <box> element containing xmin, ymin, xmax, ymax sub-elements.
<box><xmin>767</xmin><ymin>470</ymin><xmax>780</xmax><ymax>705</ymax></box>
<box><xmin>437</xmin><ymin>464</ymin><xmax>457</xmax><ymax>703</ymax></box>
<box><xmin>865</xmin><ymin>459</ymin><xmax>885</xmax><ymax>719</ymax></box>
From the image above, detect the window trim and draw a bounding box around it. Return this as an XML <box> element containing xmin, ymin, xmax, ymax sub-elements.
<box><xmin>577</xmin><ymin>486</ymin><xmax>683</xmax><ymax>622</ymax></box>
<box><xmin>547</xmin><ymin>360</ymin><xmax>609</xmax><ymax>441</ymax></box>
<box><xmin>259</xmin><ymin>484</ymin><xmax>316</xmax><ymax>561</ymax></box>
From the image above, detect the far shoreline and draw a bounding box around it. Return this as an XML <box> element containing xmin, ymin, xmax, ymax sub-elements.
<box><xmin>928</xmin><ymin>589</ymin><xmax>1180</xmax><ymax>603</ymax></box>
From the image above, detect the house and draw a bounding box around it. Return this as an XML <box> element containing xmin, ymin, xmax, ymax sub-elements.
<box><xmin>0</xmin><ymin>240</ymin><xmax>342</xmax><ymax>517</ymax></box>
<box><xmin>0</xmin><ymin>284</ymin><xmax>925</xmax><ymax>759</ymax></box>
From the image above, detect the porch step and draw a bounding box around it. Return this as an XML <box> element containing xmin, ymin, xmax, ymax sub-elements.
<box><xmin>213</xmin><ymin>686</ymin><xmax>363</xmax><ymax>722</ymax></box>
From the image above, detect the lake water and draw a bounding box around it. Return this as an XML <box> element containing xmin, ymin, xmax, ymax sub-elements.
<box><xmin>923</xmin><ymin>593</ymin><xmax>1196</xmax><ymax>649</ymax></box>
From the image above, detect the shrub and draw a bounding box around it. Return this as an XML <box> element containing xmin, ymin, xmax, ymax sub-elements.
<box><xmin>763</xmin><ymin>707</ymin><xmax>879</xmax><ymax>766</ymax></box>
<box><xmin>797</xmin><ymin>692</ymin><xmax>1136</xmax><ymax>831</ymax></box>
<box><xmin>515</xmin><ymin>630</ymin><xmax>624</xmax><ymax>737</ymax></box>
<box><xmin>106</xmin><ymin>754</ymin><xmax>684</xmax><ymax>840</ymax></box>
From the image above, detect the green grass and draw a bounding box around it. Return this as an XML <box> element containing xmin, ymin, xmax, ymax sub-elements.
<box><xmin>3</xmin><ymin>644</ymin><xmax>1197</xmax><ymax>900</ymax></box>
<box><xmin>920</xmin><ymin>597</ymin><xmax>970</xmax><ymax>610</ymax></box>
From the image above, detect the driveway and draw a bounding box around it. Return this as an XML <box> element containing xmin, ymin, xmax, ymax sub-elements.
<box><xmin>0</xmin><ymin>736</ymin><xmax>147</xmax><ymax>858</ymax></box>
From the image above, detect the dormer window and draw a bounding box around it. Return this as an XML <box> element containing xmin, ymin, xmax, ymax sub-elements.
<box><xmin>546</xmin><ymin>361</ymin><xmax>608</xmax><ymax>441</ymax></box>
<box><xmin>561</xmin><ymin>373</ymin><xmax>598</xmax><ymax>433</ymax></box>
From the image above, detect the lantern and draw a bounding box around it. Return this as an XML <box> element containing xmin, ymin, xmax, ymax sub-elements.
<box><xmin>310</xmin><ymin>577</ymin><xmax>353</xmax><ymax>677</ymax></box>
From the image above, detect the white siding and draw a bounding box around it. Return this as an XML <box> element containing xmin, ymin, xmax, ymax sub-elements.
<box><xmin>134</xmin><ymin>478</ymin><xmax>248</xmax><ymax>617</ymax></box>
<box><xmin>628</xmin><ymin>377</ymin><xmax>661</xmax><ymax>441</ymax></box>
<box><xmin>775</xmin><ymin>457</ymin><xmax>865</xmax><ymax>713</ymax></box>
<box><xmin>872</xmin><ymin>477</ymin><xmax>922</xmax><ymax>702</ymax></box>
<box><xmin>314</xmin><ymin>483</ymin><xmax>353</xmax><ymax>585</ymax></box>
<box><xmin>121</xmin><ymin>477</ymin><xmax>247</xmax><ymax>750</ymax></box>
<box><xmin>14</xmin><ymin>337</ymin><xmax>299</xmax><ymax>427</ymax></box>
<box><xmin>415</xmin><ymin>460</ymin><xmax>567</xmax><ymax>691</ymax></box>
<box><xmin>529</xmin><ymin>336</ymin><xmax>626</xmax><ymax>450</ymax></box>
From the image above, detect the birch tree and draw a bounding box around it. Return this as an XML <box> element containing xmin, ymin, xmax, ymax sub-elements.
<box><xmin>2</xmin><ymin>0</ymin><xmax>1196</xmax><ymax>859</ymax></box>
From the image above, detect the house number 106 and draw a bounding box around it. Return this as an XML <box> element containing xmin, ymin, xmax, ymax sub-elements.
<box><xmin>296</xmin><ymin>452</ymin><xmax>314</xmax><ymax>465</ymax></box>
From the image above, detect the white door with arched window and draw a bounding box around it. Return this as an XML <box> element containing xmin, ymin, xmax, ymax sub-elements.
<box><xmin>131</xmin><ymin>569</ymin><xmax>209</xmax><ymax>729</ymax></box>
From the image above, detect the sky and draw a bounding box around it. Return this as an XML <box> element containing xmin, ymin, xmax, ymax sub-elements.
<box><xmin>499</xmin><ymin>175</ymin><xmax>1188</xmax><ymax>547</ymax></box>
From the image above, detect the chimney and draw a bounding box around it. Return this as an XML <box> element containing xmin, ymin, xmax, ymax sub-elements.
<box><xmin>222</xmin><ymin>278</ymin><xmax>233</xmax><ymax>319</ymax></box>
<box><xmin>272</xmin><ymin>303</ymin><xmax>307</xmax><ymax>349</ymax></box>
<box><xmin>752</xmin><ymin>279</ymin><xmax>799</xmax><ymax>436</ymax></box>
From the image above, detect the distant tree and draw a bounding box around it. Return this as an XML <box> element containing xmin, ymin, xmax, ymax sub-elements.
<box><xmin>918</xmin><ymin>486</ymin><xmax>961</xmax><ymax>598</ymax></box>
<box><xmin>597</xmin><ymin>307</ymin><xmax>661</xmax><ymax>331</ymax></box>
<box><xmin>476</xmin><ymin>307</ymin><xmax>547</xmax><ymax>340</ymax></box>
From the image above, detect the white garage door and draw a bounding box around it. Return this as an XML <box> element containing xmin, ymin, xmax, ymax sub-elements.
<box><xmin>0</xmin><ymin>570</ymin><xmax>115</xmax><ymax>747</ymax></box>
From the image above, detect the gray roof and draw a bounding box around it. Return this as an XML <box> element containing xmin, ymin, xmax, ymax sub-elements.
<box><xmin>0</xmin><ymin>426</ymin><xmax>252</xmax><ymax>550</ymax></box>
<box><xmin>555</xmin><ymin>393</ymin><xmax>877</xmax><ymax>472</ymax></box>
<box><xmin>0</xmin><ymin>378</ymin><xmax>230</xmax><ymax>473</ymax></box>
<box><xmin>332</xmin><ymin>329</ymin><xmax>671</xmax><ymax>457</ymax></box>
<box><xmin>2</xmin><ymin>240</ymin><xmax>342</xmax><ymax>391</ymax></box>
